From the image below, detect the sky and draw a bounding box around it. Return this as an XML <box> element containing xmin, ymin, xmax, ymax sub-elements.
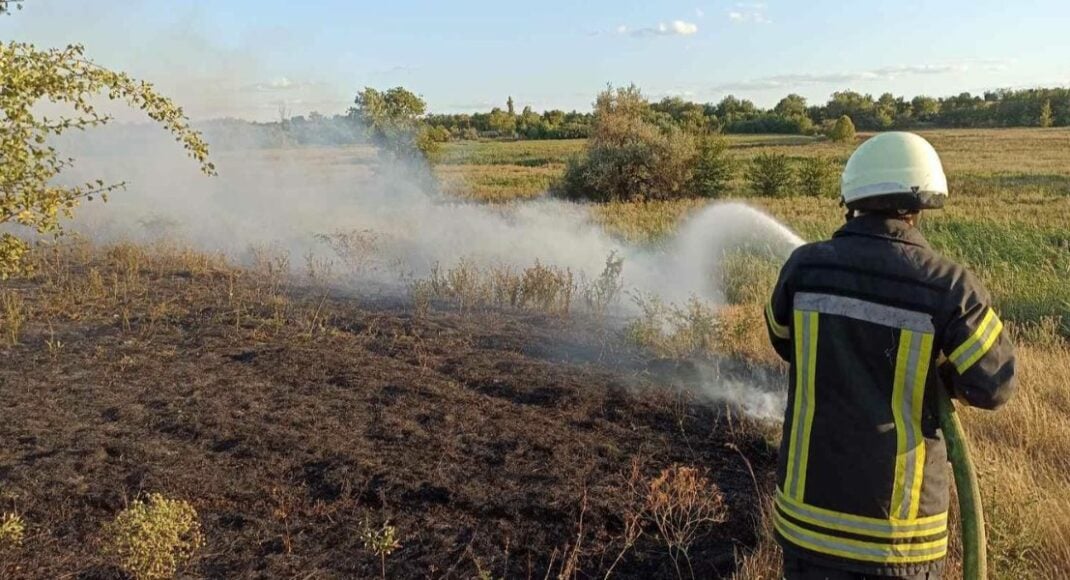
<box><xmin>3</xmin><ymin>0</ymin><xmax>1070</xmax><ymax>121</ymax></box>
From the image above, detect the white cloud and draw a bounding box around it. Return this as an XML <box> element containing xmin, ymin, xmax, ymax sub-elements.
<box><xmin>618</xmin><ymin>19</ymin><xmax>699</xmax><ymax>38</ymax></box>
<box><xmin>728</xmin><ymin>2</ymin><xmax>771</xmax><ymax>24</ymax></box>
<box><xmin>243</xmin><ymin>77</ymin><xmax>306</xmax><ymax>92</ymax></box>
<box><xmin>714</xmin><ymin>60</ymin><xmax>1013</xmax><ymax>92</ymax></box>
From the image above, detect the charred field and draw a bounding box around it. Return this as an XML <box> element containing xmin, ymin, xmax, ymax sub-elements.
<box><xmin>0</xmin><ymin>244</ymin><xmax>779</xmax><ymax>579</ymax></box>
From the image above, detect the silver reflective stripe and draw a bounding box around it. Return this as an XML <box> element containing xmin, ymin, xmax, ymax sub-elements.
<box><xmin>795</xmin><ymin>292</ymin><xmax>934</xmax><ymax>333</ymax></box>
<box><xmin>897</xmin><ymin>331</ymin><xmax>924</xmax><ymax>520</ymax></box>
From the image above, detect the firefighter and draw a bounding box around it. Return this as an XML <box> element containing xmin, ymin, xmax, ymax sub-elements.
<box><xmin>765</xmin><ymin>132</ymin><xmax>1016</xmax><ymax>579</ymax></box>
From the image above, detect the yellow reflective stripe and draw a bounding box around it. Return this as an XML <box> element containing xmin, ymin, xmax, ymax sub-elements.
<box><xmin>890</xmin><ymin>330</ymin><xmax>934</xmax><ymax>521</ymax></box>
<box><xmin>776</xmin><ymin>490</ymin><xmax>947</xmax><ymax>538</ymax></box>
<box><xmin>783</xmin><ymin>310</ymin><xmax>806</xmax><ymax>497</ymax></box>
<box><xmin>907</xmin><ymin>333</ymin><xmax>933</xmax><ymax>520</ymax></box>
<box><xmin>890</xmin><ymin>331</ymin><xmax>911</xmax><ymax>519</ymax></box>
<box><xmin>786</xmin><ymin>310</ymin><xmax>819</xmax><ymax>501</ymax></box>
<box><xmin>766</xmin><ymin>301</ymin><xmax>790</xmax><ymax>339</ymax></box>
<box><xmin>949</xmin><ymin>308</ymin><xmax>1003</xmax><ymax>373</ymax></box>
<box><xmin>797</xmin><ymin>311</ymin><xmax>819</xmax><ymax>499</ymax></box>
<box><xmin>774</xmin><ymin>512</ymin><xmax>948</xmax><ymax>565</ymax></box>
<box><xmin>957</xmin><ymin>316</ymin><xmax>1003</xmax><ymax>374</ymax></box>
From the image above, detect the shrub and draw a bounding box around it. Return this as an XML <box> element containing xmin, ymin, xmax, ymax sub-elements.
<box><xmin>689</xmin><ymin>135</ymin><xmax>735</xmax><ymax>198</ymax></box>
<box><xmin>797</xmin><ymin>156</ymin><xmax>840</xmax><ymax>197</ymax></box>
<box><xmin>551</xmin><ymin>85</ymin><xmax>697</xmax><ymax>202</ymax></box>
<box><xmin>828</xmin><ymin>115</ymin><xmax>856</xmax><ymax>142</ymax></box>
<box><xmin>102</xmin><ymin>494</ymin><xmax>203</xmax><ymax>580</ymax></box>
<box><xmin>746</xmin><ymin>152</ymin><xmax>795</xmax><ymax>197</ymax></box>
<box><xmin>645</xmin><ymin>465</ymin><xmax>728</xmax><ymax>577</ymax></box>
<box><xmin>0</xmin><ymin>513</ymin><xmax>25</xmax><ymax>549</ymax></box>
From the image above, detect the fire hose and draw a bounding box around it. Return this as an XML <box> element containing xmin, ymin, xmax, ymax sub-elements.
<box><xmin>937</xmin><ymin>384</ymin><xmax>987</xmax><ymax>580</ymax></box>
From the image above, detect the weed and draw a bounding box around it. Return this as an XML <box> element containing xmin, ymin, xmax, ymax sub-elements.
<box><xmin>1</xmin><ymin>290</ymin><xmax>24</xmax><ymax>345</ymax></box>
<box><xmin>101</xmin><ymin>494</ymin><xmax>204</xmax><ymax>580</ymax></box>
<box><xmin>361</xmin><ymin>519</ymin><xmax>402</xmax><ymax>580</ymax></box>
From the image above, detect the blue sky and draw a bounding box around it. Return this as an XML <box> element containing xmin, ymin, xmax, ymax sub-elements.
<box><xmin>3</xmin><ymin>0</ymin><xmax>1069</xmax><ymax>120</ymax></box>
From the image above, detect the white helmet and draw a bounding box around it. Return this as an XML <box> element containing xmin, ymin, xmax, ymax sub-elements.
<box><xmin>840</xmin><ymin>132</ymin><xmax>948</xmax><ymax>211</ymax></box>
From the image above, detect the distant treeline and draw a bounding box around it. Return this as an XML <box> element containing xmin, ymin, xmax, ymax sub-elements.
<box><xmin>425</xmin><ymin>87</ymin><xmax>1070</xmax><ymax>140</ymax></box>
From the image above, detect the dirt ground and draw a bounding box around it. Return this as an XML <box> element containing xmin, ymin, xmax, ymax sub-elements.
<box><xmin>0</xmin><ymin>247</ymin><xmax>779</xmax><ymax>579</ymax></box>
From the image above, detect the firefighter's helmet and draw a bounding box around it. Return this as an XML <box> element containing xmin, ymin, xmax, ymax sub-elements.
<box><xmin>841</xmin><ymin>132</ymin><xmax>948</xmax><ymax>211</ymax></box>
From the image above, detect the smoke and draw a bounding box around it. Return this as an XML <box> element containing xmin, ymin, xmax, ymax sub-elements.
<box><xmin>56</xmin><ymin>126</ymin><xmax>802</xmax><ymax>418</ymax></box>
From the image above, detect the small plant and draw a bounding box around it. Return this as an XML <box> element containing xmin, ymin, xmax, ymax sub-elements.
<box><xmin>584</xmin><ymin>253</ymin><xmax>625</xmax><ymax>318</ymax></box>
<box><xmin>102</xmin><ymin>494</ymin><xmax>204</xmax><ymax>580</ymax></box>
<box><xmin>361</xmin><ymin>519</ymin><xmax>402</xmax><ymax>580</ymax></box>
<box><xmin>745</xmin><ymin>152</ymin><xmax>795</xmax><ymax>197</ymax></box>
<box><xmin>645</xmin><ymin>465</ymin><xmax>728</xmax><ymax>579</ymax></box>
<box><xmin>796</xmin><ymin>156</ymin><xmax>840</xmax><ymax>197</ymax></box>
<box><xmin>0</xmin><ymin>512</ymin><xmax>25</xmax><ymax>549</ymax></box>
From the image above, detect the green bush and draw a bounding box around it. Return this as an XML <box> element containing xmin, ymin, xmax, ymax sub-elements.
<box><xmin>746</xmin><ymin>152</ymin><xmax>795</xmax><ymax>197</ymax></box>
<box><xmin>828</xmin><ymin>115</ymin><xmax>856</xmax><ymax>142</ymax></box>
<box><xmin>551</xmin><ymin>85</ymin><xmax>698</xmax><ymax>202</ymax></box>
<box><xmin>797</xmin><ymin>156</ymin><xmax>840</xmax><ymax>197</ymax></box>
<box><xmin>689</xmin><ymin>135</ymin><xmax>735</xmax><ymax>197</ymax></box>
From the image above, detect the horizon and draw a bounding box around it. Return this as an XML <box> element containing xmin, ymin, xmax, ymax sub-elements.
<box><xmin>2</xmin><ymin>1</ymin><xmax>1069</xmax><ymax>121</ymax></box>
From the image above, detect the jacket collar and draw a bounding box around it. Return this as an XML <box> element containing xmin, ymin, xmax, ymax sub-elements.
<box><xmin>833</xmin><ymin>214</ymin><xmax>931</xmax><ymax>249</ymax></box>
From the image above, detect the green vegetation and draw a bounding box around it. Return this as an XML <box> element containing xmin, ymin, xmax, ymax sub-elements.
<box><xmin>349</xmin><ymin>86</ymin><xmax>444</xmax><ymax>160</ymax></box>
<box><xmin>796</xmin><ymin>156</ymin><xmax>840</xmax><ymax>197</ymax></box>
<box><xmin>827</xmin><ymin>115</ymin><xmax>856</xmax><ymax>142</ymax></box>
<box><xmin>0</xmin><ymin>41</ymin><xmax>214</xmax><ymax>278</ymax></box>
<box><xmin>102</xmin><ymin>494</ymin><xmax>204</xmax><ymax>580</ymax></box>
<box><xmin>745</xmin><ymin>152</ymin><xmax>795</xmax><ymax>197</ymax></box>
<box><xmin>551</xmin><ymin>86</ymin><xmax>739</xmax><ymax>202</ymax></box>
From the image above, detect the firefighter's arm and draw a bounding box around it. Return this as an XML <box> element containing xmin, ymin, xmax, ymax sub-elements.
<box><xmin>764</xmin><ymin>254</ymin><xmax>796</xmax><ymax>362</ymax></box>
<box><xmin>939</xmin><ymin>273</ymin><xmax>1017</xmax><ymax>410</ymax></box>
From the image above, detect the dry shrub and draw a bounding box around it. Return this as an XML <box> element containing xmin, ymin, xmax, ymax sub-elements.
<box><xmin>418</xmin><ymin>259</ymin><xmax>578</xmax><ymax>315</ymax></box>
<box><xmin>1</xmin><ymin>290</ymin><xmax>24</xmax><ymax>345</ymax></box>
<box><xmin>102</xmin><ymin>494</ymin><xmax>204</xmax><ymax>580</ymax></box>
<box><xmin>645</xmin><ymin>464</ymin><xmax>728</xmax><ymax>578</ymax></box>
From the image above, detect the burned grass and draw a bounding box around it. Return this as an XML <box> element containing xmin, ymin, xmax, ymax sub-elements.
<box><xmin>0</xmin><ymin>244</ymin><xmax>777</xmax><ymax>579</ymax></box>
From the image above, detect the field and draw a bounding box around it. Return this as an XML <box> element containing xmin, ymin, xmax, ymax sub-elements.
<box><xmin>1</xmin><ymin>128</ymin><xmax>1068</xmax><ymax>578</ymax></box>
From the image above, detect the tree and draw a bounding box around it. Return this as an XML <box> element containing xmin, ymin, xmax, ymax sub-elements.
<box><xmin>828</xmin><ymin>115</ymin><xmax>856</xmax><ymax>143</ymax></box>
<box><xmin>1040</xmin><ymin>100</ymin><xmax>1054</xmax><ymax>128</ymax></box>
<box><xmin>349</xmin><ymin>86</ymin><xmax>439</xmax><ymax>159</ymax></box>
<box><xmin>487</xmin><ymin>107</ymin><xmax>517</xmax><ymax>137</ymax></box>
<box><xmin>797</xmin><ymin>157</ymin><xmax>839</xmax><ymax>197</ymax></box>
<box><xmin>506</xmin><ymin>96</ymin><xmax>515</xmax><ymax>116</ymax></box>
<box><xmin>774</xmin><ymin>94</ymin><xmax>808</xmax><ymax>118</ymax></box>
<box><xmin>689</xmin><ymin>136</ymin><xmax>735</xmax><ymax>197</ymax></box>
<box><xmin>1</xmin><ymin>41</ymin><xmax>214</xmax><ymax>278</ymax></box>
<box><xmin>745</xmin><ymin>153</ymin><xmax>795</xmax><ymax>197</ymax></box>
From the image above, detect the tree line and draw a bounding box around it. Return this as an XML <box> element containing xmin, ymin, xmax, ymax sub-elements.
<box><xmin>220</xmin><ymin>85</ymin><xmax>1070</xmax><ymax>150</ymax></box>
<box><xmin>430</xmin><ymin>87</ymin><xmax>1070</xmax><ymax>139</ymax></box>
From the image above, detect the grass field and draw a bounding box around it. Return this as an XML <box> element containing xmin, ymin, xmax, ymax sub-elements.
<box><xmin>432</xmin><ymin>128</ymin><xmax>1070</xmax><ymax>578</ymax></box>
<box><xmin>0</xmin><ymin>128</ymin><xmax>1067</xmax><ymax>578</ymax></box>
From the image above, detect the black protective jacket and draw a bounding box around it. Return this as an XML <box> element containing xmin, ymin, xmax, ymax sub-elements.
<box><xmin>764</xmin><ymin>215</ymin><xmax>1016</xmax><ymax>577</ymax></box>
